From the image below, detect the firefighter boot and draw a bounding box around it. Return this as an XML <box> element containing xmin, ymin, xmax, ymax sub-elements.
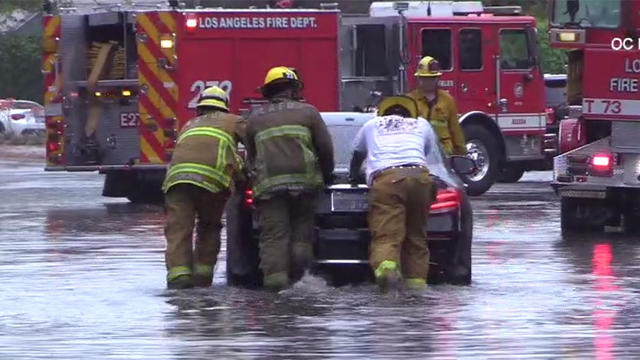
<box><xmin>374</xmin><ymin>260</ymin><xmax>402</xmax><ymax>293</ymax></box>
<box><xmin>404</xmin><ymin>278</ymin><xmax>427</xmax><ymax>291</ymax></box>
<box><xmin>167</xmin><ymin>266</ymin><xmax>194</xmax><ymax>290</ymax></box>
<box><xmin>193</xmin><ymin>264</ymin><xmax>213</xmax><ymax>287</ymax></box>
<box><xmin>263</xmin><ymin>272</ymin><xmax>289</xmax><ymax>291</ymax></box>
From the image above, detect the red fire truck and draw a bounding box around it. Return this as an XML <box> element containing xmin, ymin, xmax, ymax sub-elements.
<box><xmin>42</xmin><ymin>1</ymin><xmax>551</xmax><ymax>200</ymax></box>
<box><xmin>550</xmin><ymin>0</ymin><xmax>640</xmax><ymax>232</ymax></box>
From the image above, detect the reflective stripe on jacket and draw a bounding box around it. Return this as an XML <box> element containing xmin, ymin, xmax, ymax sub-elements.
<box><xmin>162</xmin><ymin>111</ymin><xmax>245</xmax><ymax>193</ymax></box>
<box><xmin>246</xmin><ymin>99</ymin><xmax>334</xmax><ymax>199</ymax></box>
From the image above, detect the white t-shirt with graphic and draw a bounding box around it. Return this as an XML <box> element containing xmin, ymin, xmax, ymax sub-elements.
<box><xmin>352</xmin><ymin>115</ymin><xmax>435</xmax><ymax>185</ymax></box>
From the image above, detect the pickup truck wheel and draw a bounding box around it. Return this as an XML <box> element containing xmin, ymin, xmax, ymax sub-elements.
<box><xmin>561</xmin><ymin>197</ymin><xmax>607</xmax><ymax>234</ymax></box>
<box><xmin>498</xmin><ymin>167</ymin><xmax>524</xmax><ymax>183</ymax></box>
<box><xmin>624</xmin><ymin>213</ymin><xmax>640</xmax><ymax>234</ymax></box>
<box><xmin>461</xmin><ymin>125</ymin><xmax>500</xmax><ymax>196</ymax></box>
<box><xmin>225</xmin><ymin>192</ymin><xmax>262</xmax><ymax>288</ymax></box>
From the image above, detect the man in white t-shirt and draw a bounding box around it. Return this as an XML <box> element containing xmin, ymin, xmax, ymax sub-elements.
<box><xmin>349</xmin><ymin>95</ymin><xmax>437</xmax><ymax>292</ymax></box>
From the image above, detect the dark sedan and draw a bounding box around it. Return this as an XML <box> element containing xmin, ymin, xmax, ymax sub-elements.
<box><xmin>226</xmin><ymin>112</ymin><xmax>474</xmax><ymax>287</ymax></box>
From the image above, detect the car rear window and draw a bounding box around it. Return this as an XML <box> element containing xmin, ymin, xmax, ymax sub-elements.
<box><xmin>327</xmin><ymin>125</ymin><xmax>361</xmax><ymax>169</ymax></box>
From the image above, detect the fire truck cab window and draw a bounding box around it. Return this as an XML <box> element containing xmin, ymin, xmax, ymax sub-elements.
<box><xmin>552</xmin><ymin>0</ymin><xmax>620</xmax><ymax>28</ymax></box>
<box><xmin>355</xmin><ymin>25</ymin><xmax>387</xmax><ymax>77</ymax></box>
<box><xmin>459</xmin><ymin>29</ymin><xmax>482</xmax><ymax>70</ymax></box>
<box><xmin>499</xmin><ymin>30</ymin><xmax>531</xmax><ymax>70</ymax></box>
<box><xmin>421</xmin><ymin>29</ymin><xmax>452</xmax><ymax>70</ymax></box>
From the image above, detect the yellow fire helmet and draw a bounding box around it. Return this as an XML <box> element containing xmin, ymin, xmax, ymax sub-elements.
<box><xmin>377</xmin><ymin>95</ymin><xmax>419</xmax><ymax>118</ymax></box>
<box><xmin>262</xmin><ymin>66</ymin><xmax>303</xmax><ymax>88</ymax></box>
<box><xmin>197</xmin><ymin>86</ymin><xmax>229</xmax><ymax>112</ymax></box>
<box><xmin>414</xmin><ymin>56</ymin><xmax>443</xmax><ymax>77</ymax></box>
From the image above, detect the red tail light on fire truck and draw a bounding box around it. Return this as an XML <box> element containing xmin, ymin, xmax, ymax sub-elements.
<box><xmin>590</xmin><ymin>153</ymin><xmax>614</xmax><ymax>177</ymax></box>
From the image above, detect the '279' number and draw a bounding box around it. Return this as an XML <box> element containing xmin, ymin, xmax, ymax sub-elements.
<box><xmin>585</xmin><ymin>99</ymin><xmax>622</xmax><ymax>114</ymax></box>
<box><xmin>188</xmin><ymin>80</ymin><xmax>232</xmax><ymax>109</ymax></box>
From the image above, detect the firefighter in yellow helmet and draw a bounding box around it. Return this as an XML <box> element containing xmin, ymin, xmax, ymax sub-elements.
<box><xmin>407</xmin><ymin>56</ymin><xmax>467</xmax><ymax>156</ymax></box>
<box><xmin>162</xmin><ymin>86</ymin><xmax>246</xmax><ymax>289</ymax></box>
<box><xmin>246</xmin><ymin>66</ymin><xmax>334</xmax><ymax>290</ymax></box>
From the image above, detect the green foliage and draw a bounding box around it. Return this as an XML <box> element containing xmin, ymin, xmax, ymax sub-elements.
<box><xmin>0</xmin><ymin>34</ymin><xmax>43</xmax><ymax>103</ymax></box>
<box><xmin>536</xmin><ymin>18</ymin><xmax>567</xmax><ymax>74</ymax></box>
<box><xmin>0</xmin><ymin>0</ymin><xmax>41</xmax><ymax>12</ymax></box>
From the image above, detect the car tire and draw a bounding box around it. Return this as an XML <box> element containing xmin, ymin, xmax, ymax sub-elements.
<box><xmin>225</xmin><ymin>192</ymin><xmax>263</xmax><ymax>288</ymax></box>
<box><xmin>498</xmin><ymin>167</ymin><xmax>524</xmax><ymax>183</ymax></box>
<box><xmin>461</xmin><ymin>125</ymin><xmax>500</xmax><ymax>196</ymax></box>
<box><xmin>0</xmin><ymin>122</ymin><xmax>5</xmax><ymax>134</ymax></box>
<box><xmin>446</xmin><ymin>196</ymin><xmax>473</xmax><ymax>285</ymax></box>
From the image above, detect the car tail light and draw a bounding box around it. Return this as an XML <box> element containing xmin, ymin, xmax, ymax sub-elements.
<box><xmin>244</xmin><ymin>189</ymin><xmax>255</xmax><ymax>208</ymax></box>
<box><xmin>545</xmin><ymin>107</ymin><xmax>555</xmax><ymax>125</ymax></box>
<box><xmin>590</xmin><ymin>153</ymin><xmax>614</xmax><ymax>177</ymax></box>
<box><xmin>11</xmin><ymin>113</ymin><xmax>25</xmax><ymax>120</ymax></box>
<box><xmin>430</xmin><ymin>188</ymin><xmax>460</xmax><ymax>214</ymax></box>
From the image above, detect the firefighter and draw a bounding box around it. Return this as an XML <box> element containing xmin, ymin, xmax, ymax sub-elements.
<box><xmin>349</xmin><ymin>96</ymin><xmax>436</xmax><ymax>292</ymax></box>
<box><xmin>246</xmin><ymin>66</ymin><xmax>334</xmax><ymax>291</ymax></box>
<box><xmin>407</xmin><ymin>56</ymin><xmax>467</xmax><ymax>156</ymax></box>
<box><xmin>162</xmin><ymin>86</ymin><xmax>246</xmax><ymax>290</ymax></box>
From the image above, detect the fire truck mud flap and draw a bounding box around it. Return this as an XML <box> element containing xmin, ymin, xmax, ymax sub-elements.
<box><xmin>102</xmin><ymin>170</ymin><xmax>164</xmax><ymax>203</ymax></box>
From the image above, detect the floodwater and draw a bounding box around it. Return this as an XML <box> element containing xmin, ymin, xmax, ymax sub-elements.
<box><xmin>1</xmin><ymin>159</ymin><xmax>640</xmax><ymax>359</ymax></box>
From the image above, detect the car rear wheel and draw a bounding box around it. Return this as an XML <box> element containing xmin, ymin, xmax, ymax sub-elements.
<box><xmin>225</xmin><ymin>193</ymin><xmax>262</xmax><ymax>288</ymax></box>
<box><xmin>461</xmin><ymin>125</ymin><xmax>500</xmax><ymax>196</ymax></box>
<box><xmin>445</xmin><ymin>196</ymin><xmax>472</xmax><ymax>285</ymax></box>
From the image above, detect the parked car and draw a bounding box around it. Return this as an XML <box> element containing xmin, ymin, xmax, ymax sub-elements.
<box><xmin>544</xmin><ymin>74</ymin><xmax>568</xmax><ymax>136</ymax></box>
<box><xmin>225</xmin><ymin>112</ymin><xmax>475</xmax><ymax>288</ymax></box>
<box><xmin>0</xmin><ymin>99</ymin><xmax>45</xmax><ymax>137</ymax></box>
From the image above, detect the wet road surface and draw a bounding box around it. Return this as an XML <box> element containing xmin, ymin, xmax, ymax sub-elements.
<box><xmin>1</xmin><ymin>159</ymin><xmax>640</xmax><ymax>359</ymax></box>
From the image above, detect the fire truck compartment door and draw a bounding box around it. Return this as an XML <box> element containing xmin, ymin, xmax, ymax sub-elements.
<box><xmin>456</xmin><ymin>27</ymin><xmax>494</xmax><ymax>113</ymax></box>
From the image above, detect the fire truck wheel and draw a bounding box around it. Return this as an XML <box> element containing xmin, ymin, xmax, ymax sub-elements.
<box><xmin>498</xmin><ymin>167</ymin><xmax>525</xmax><ymax>183</ymax></box>
<box><xmin>461</xmin><ymin>125</ymin><xmax>500</xmax><ymax>196</ymax></box>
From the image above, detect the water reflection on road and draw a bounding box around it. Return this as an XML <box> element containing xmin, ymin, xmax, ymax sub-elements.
<box><xmin>2</xmin><ymin>162</ymin><xmax>640</xmax><ymax>359</ymax></box>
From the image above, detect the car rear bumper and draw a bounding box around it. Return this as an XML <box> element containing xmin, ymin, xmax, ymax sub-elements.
<box><xmin>314</xmin><ymin>211</ymin><xmax>459</xmax><ymax>265</ymax></box>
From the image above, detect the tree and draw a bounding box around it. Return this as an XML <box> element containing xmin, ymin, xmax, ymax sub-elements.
<box><xmin>536</xmin><ymin>18</ymin><xmax>567</xmax><ymax>74</ymax></box>
<box><xmin>0</xmin><ymin>0</ymin><xmax>41</xmax><ymax>12</ymax></box>
<box><xmin>0</xmin><ymin>35</ymin><xmax>43</xmax><ymax>102</ymax></box>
